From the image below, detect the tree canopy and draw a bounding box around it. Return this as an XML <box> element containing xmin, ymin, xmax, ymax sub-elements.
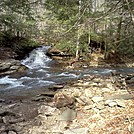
<box><xmin>43</xmin><ymin>0</ymin><xmax>134</xmax><ymax>59</ymax></box>
<box><xmin>0</xmin><ymin>0</ymin><xmax>134</xmax><ymax>59</ymax></box>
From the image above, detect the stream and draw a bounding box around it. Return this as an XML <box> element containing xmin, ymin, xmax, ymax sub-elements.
<box><xmin>0</xmin><ymin>46</ymin><xmax>134</xmax><ymax>100</ymax></box>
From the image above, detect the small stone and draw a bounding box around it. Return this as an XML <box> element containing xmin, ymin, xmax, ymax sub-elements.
<box><xmin>106</xmin><ymin>83</ymin><xmax>115</xmax><ymax>90</ymax></box>
<box><xmin>75</xmin><ymin>98</ymin><xmax>86</xmax><ymax>105</ymax></box>
<box><xmin>37</xmin><ymin>91</ymin><xmax>56</xmax><ymax>97</ymax></box>
<box><xmin>84</xmin><ymin>105</ymin><xmax>94</xmax><ymax>110</ymax></box>
<box><xmin>116</xmin><ymin>99</ymin><xmax>126</xmax><ymax>108</ymax></box>
<box><xmin>105</xmin><ymin>100</ymin><xmax>117</xmax><ymax>107</ymax></box>
<box><xmin>31</xmin><ymin>96</ymin><xmax>47</xmax><ymax>101</ymax></box>
<box><xmin>64</xmin><ymin>127</ymin><xmax>89</xmax><ymax>134</ymax></box>
<box><xmin>102</xmin><ymin>88</ymin><xmax>111</xmax><ymax>92</ymax></box>
<box><xmin>49</xmin><ymin>84</ymin><xmax>64</xmax><ymax>91</ymax></box>
<box><xmin>38</xmin><ymin>105</ymin><xmax>57</xmax><ymax>116</ymax></box>
<box><xmin>56</xmin><ymin>108</ymin><xmax>76</xmax><ymax>121</ymax></box>
<box><xmin>84</xmin><ymin>89</ymin><xmax>93</xmax><ymax>98</ymax></box>
<box><xmin>0</xmin><ymin>117</ymin><xmax>3</xmax><ymax>123</ymax></box>
<box><xmin>83</xmin><ymin>82</ymin><xmax>90</xmax><ymax>86</ymax></box>
<box><xmin>92</xmin><ymin>96</ymin><xmax>104</xmax><ymax>103</ymax></box>
<box><xmin>131</xmin><ymin>124</ymin><xmax>134</xmax><ymax>133</ymax></box>
<box><xmin>10</xmin><ymin>65</ymin><xmax>19</xmax><ymax>70</ymax></box>
<box><xmin>90</xmin><ymin>83</ymin><xmax>98</xmax><ymax>86</ymax></box>
<box><xmin>96</xmin><ymin>103</ymin><xmax>105</xmax><ymax>110</ymax></box>
<box><xmin>72</xmin><ymin>90</ymin><xmax>81</xmax><ymax>97</ymax></box>
<box><xmin>8</xmin><ymin>131</ymin><xmax>17</xmax><ymax>134</ymax></box>
<box><xmin>53</xmin><ymin>92</ymin><xmax>75</xmax><ymax>108</ymax></box>
<box><xmin>1</xmin><ymin>132</ymin><xmax>7</xmax><ymax>134</ymax></box>
<box><xmin>2</xmin><ymin>116</ymin><xmax>10</xmax><ymax>124</ymax></box>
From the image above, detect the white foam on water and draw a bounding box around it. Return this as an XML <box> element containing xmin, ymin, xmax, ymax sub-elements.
<box><xmin>38</xmin><ymin>80</ymin><xmax>55</xmax><ymax>86</ymax></box>
<box><xmin>99</xmin><ymin>69</ymin><xmax>115</xmax><ymax>74</ymax></box>
<box><xmin>19</xmin><ymin>76</ymin><xmax>35</xmax><ymax>80</ymax></box>
<box><xmin>91</xmin><ymin>69</ymin><xmax>115</xmax><ymax>74</ymax></box>
<box><xmin>0</xmin><ymin>76</ymin><xmax>24</xmax><ymax>89</ymax></box>
<box><xmin>57</xmin><ymin>72</ymin><xmax>79</xmax><ymax>78</ymax></box>
<box><xmin>21</xmin><ymin>46</ymin><xmax>52</xmax><ymax>69</ymax></box>
<box><xmin>37</xmin><ymin>69</ymin><xmax>48</xmax><ymax>72</ymax></box>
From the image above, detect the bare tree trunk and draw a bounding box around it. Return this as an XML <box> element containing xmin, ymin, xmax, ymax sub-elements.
<box><xmin>75</xmin><ymin>0</ymin><xmax>81</xmax><ymax>60</ymax></box>
<box><xmin>76</xmin><ymin>29</ymin><xmax>80</xmax><ymax>60</ymax></box>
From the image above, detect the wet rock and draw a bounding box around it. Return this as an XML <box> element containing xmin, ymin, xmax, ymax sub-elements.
<box><xmin>0</xmin><ymin>117</ymin><xmax>3</xmax><ymax>123</ymax></box>
<box><xmin>2</xmin><ymin>116</ymin><xmax>10</xmax><ymax>124</ymax></box>
<box><xmin>110</xmin><ymin>70</ymin><xmax>118</xmax><ymax>76</ymax></box>
<box><xmin>0</xmin><ymin>125</ymin><xmax>6</xmax><ymax>132</ymax></box>
<box><xmin>126</xmin><ymin>77</ymin><xmax>134</xmax><ymax>84</ymax></box>
<box><xmin>0</xmin><ymin>99</ymin><xmax>5</xmax><ymax>103</ymax></box>
<box><xmin>0</xmin><ymin>131</ymin><xmax>7</xmax><ymax>134</ymax></box>
<box><xmin>49</xmin><ymin>84</ymin><xmax>64</xmax><ymax>91</ymax></box>
<box><xmin>16</xmin><ymin>65</ymin><xmax>27</xmax><ymax>73</ymax></box>
<box><xmin>2</xmin><ymin>115</ymin><xmax>23</xmax><ymax>124</ymax></box>
<box><xmin>31</xmin><ymin>96</ymin><xmax>48</xmax><ymax>101</ymax></box>
<box><xmin>0</xmin><ymin>111</ymin><xmax>16</xmax><ymax>117</ymax></box>
<box><xmin>72</xmin><ymin>90</ymin><xmax>81</xmax><ymax>97</ymax></box>
<box><xmin>9</xmin><ymin>117</ymin><xmax>24</xmax><ymax>124</ymax></box>
<box><xmin>8</xmin><ymin>131</ymin><xmax>17</xmax><ymax>134</ymax></box>
<box><xmin>56</xmin><ymin>108</ymin><xmax>76</xmax><ymax>121</ymax></box>
<box><xmin>31</xmin><ymin>94</ymin><xmax>54</xmax><ymax>102</ymax></box>
<box><xmin>36</xmin><ymin>91</ymin><xmax>56</xmax><ymax>98</ymax></box>
<box><xmin>47</xmin><ymin>47</ymin><xmax>63</xmax><ymax>56</ymax></box>
<box><xmin>53</xmin><ymin>92</ymin><xmax>75</xmax><ymax>108</ymax></box>
<box><xmin>0</xmin><ymin>59</ymin><xmax>27</xmax><ymax>76</ymax></box>
<box><xmin>64</xmin><ymin>127</ymin><xmax>89</xmax><ymax>134</ymax></box>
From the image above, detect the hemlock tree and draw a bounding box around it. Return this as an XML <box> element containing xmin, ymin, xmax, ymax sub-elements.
<box><xmin>0</xmin><ymin>0</ymin><xmax>42</xmax><ymax>42</ymax></box>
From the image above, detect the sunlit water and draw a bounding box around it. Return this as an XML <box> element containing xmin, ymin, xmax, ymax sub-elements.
<box><xmin>0</xmin><ymin>46</ymin><xmax>134</xmax><ymax>99</ymax></box>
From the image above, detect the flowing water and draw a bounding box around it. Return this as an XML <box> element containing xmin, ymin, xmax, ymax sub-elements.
<box><xmin>0</xmin><ymin>46</ymin><xmax>134</xmax><ymax>99</ymax></box>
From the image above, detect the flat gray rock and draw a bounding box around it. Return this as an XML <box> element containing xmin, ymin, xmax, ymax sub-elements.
<box><xmin>64</xmin><ymin>127</ymin><xmax>89</xmax><ymax>134</ymax></box>
<box><xmin>104</xmin><ymin>93</ymin><xmax>134</xmax><ymax>100</ymax></box>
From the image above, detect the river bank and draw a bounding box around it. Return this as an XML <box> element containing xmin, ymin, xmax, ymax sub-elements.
<box><xmin>0</xmin><ymin>73</ymin><xmax>134</xmax><ymax>134</ymax></box>
<box><xmin>0</xmin><ymin>46</ymin><xmax>134</xmax><ymax>134</ymax></box>
<box><xmin>25</xmin><ymin>74</ymin><xmax>134</xmax><ymax>134</ymax></box>
<box><xmin>46</xmin><ymin>46</ymin><xmax>134</xmax><ymax>68</ymax></box>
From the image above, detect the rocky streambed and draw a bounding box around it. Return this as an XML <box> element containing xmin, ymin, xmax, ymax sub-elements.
<box><xmin>0</xmin><ymin>59</ymin><xmax>27</xmax><ymax>77</ymax></box>
<box><xmin>1</xmin><ymin>73</ymin><xmax>134</xmax><ymax>134</ymax></box>
<box><xmin>0</xmin><ymin>46</ymin><xmax>134</xmax><ymax>134</ymax></box>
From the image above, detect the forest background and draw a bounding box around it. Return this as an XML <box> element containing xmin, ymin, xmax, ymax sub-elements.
<box><xmin>0</xmin><ymin>0</ymin><xmax>134</xmax><ymax>62</ymax></box>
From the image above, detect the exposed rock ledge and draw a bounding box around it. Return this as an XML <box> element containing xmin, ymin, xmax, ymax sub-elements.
<box><xmin>0</xmin><ymin>59</ymin><xmax>27</xmax><ymax>77</ymax></box>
